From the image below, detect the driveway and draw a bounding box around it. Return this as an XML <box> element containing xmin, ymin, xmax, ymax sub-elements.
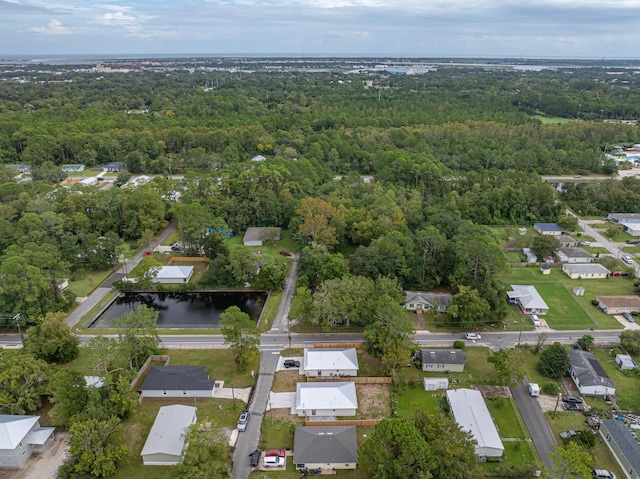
<box><xmin>510</xmin><ymin>380</ymin><xmax>556</xmax><ymax>470</ymax></box>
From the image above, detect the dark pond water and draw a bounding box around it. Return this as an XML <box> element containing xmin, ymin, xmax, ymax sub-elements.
<box><xmin>90</xmin><ymin>292</ymin><xmax>267</xmax><ymax>329</ymax></box>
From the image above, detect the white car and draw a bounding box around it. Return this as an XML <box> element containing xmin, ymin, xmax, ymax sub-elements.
<box><xmin>465</xmin><ymin>333</ymin><xmax>481</xmax><ymax>340</ymax></box>
<box><xmin>622</xmin><ymin>255</ymin><xmax>634</xmax><ymax>265</ymax></box>
<box><xmin>263</xmin><ymin>455</ymin><xmax>285</xmax><ymax>468</ymax></box>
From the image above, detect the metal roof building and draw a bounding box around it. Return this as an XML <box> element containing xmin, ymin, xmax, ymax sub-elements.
<box><xmin>599</xmin><ymin>419</ymin><xmax>640</xmax><ymax>479</ymax></box>
<box><xmin>140</xmin><ymin>405</ymin><xmax>197</xmax><ymax>466</ymax></box>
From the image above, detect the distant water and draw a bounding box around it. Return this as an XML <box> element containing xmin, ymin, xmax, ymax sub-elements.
<box><xmin>90</xmin><ymin>291</ymin><xmax>267</xmax><ymax>329</ymax></box>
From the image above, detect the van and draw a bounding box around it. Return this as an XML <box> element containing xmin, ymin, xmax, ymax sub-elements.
<box><xmin>528</xmin><ymin>383</ymin><xmax>540</xmax><ymax>397</ymax></box>
<box><xmin>531</xmin><ymin>315</ymin><xmax>541</xmax><ymax>328</ymax></box>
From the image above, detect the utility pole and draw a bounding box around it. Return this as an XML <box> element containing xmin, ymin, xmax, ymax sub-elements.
<box><xmin>13</xmin><ymin>314</ymin><xmax>24</xmax><ymax>346</ymax></box>
<box><xmin>552</xmin><ymin>392</ymin><xmax>562</xmax><ymax>419</ymax></box>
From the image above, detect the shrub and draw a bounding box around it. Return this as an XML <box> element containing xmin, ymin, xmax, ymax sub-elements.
<box><xmin>453</xmin><ymin>340</ymin><xmax>465</xmax><ymax>350</ymax></box>
<box><xmin>542</xmin><ymin>382</ymin><xmax>559</xmax><ymax>395</ymax></box>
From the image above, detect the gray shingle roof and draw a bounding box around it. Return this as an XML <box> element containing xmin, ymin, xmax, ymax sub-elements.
<box><xmin>568</xmin><ymin>350</ymin><xmax>615</xmax><ymax>389</ymax></box>
<box><xmin>558</xmin><ymin>247</ymin><xmax>594</xmax><ymax>259</ymax></box>
<box><xmin>601</xmin><ymin>419</ymin><xmax>640</xmax><ymax>474</ymax></box>
<box><xmin>294</xmin><ymin>426</ymin><xmax>358</xmax><ymax>465</ymax></box>
<box><xmin>140</xmin><ymin>366</ymin><xmax>215</xmax><ymax>392</ymax></box>
<box><xmin>420</xmin><ymin>349</ymin><xmax>467</xmax><ymax>365</ymax></box>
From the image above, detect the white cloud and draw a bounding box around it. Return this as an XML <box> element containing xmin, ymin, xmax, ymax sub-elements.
<box><xmin>29</xmin><ymin>18</ymin><xmax>71</xmax><ymax>34</ymax></box>
<box><xmin>95</xmin><ymin>11</ymin><xmax>138</xmax><ymax>26</ymax></box>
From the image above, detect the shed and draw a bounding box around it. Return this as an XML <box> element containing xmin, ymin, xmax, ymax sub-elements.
<box><xmin>151</xmin><ymin>266</ymin><xmax>194</xmax><ymax>284</ymax></box>
<box><xmin>572</xmin><ymin>286</ymin><xmax>585</xmax><ymax>297</ymax></box>
<box><xmin>599</xmin><ymin>419</ymin><xmax>640</xmax><ymax>479</ymax></box>
<box><xmin>423</xmin><ymin>377</ymin><xmax>449</xmax><ymax>390</ymax></box>
<box><xmin>293</xmin><ymin>426</ymin><xmax>358</xmax><ymax>471</ymax></box>
<box><xmin>540</xmin><ymin>263</ymin><xmax>551</xmax><ymax>275</ymax></box>
<box><xmin>518</xmin><ymin>228</ymin><xmax>527</xmax><ymax>236</ymax></box>
<box><xmin>522</xmin><ymin>248</ymin><xmax>537</xmax><ymax>264</ymax></box>
<box><xmin>615</xmin><ymin>354</ymin><xmax>636</xmax><ymax>370</ymax></box>
<box><xmin>140</xmin><ymin>405</ymin><xmax>197</xmax><ymax>466</ymax></box>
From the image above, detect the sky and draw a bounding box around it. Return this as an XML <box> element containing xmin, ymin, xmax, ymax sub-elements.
<box><xmin>1</xmin><ymin>0</ymin><xmax>639</xmax><ymax>58</ymax></box>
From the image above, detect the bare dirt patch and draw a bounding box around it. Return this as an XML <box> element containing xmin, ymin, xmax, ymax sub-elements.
<box><xmin>0</xmin><ymin>432</ymin><xmax>71</xmax><ymax>479</ymax></box>
<box><xmin>271</xmin><ymin>370</ymin><xmax>302</xmax><ymax>393</ymax></box>
<box><xmin>356</xmin><ymin>384</ymin><xmax>391</xmax><ymax>419</ymax></box>
<box><xmin>267</xmin><ymin>408</ymin><xmax>305</xmax><ymax>423</ymax></box>
<box><xmin>475</xmin><ymin>385</ymin><xmax>512</xmax><ymax>398</ymax></box>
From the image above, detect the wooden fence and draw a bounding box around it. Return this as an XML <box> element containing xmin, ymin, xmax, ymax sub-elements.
<box><xmin>307</xmin><ymin>376</ymin><xmax>391</xmax><ymax>384</ymax></box>
<box><xmin>167</xmin><ymin>256</ymin><xmax>210</xmax><ymax>265</ymax></box>
<box><xmin>304</xmin><ymin>418</ymin><xmax>382</xmax><ymax>427</ymax></box>
<box><xmin>312</xmin><ymin>343</ymin><xmax>363</xmax><ymax>349</ymax></box>
<box><xmin>130</xmin><ymin>354</ymin><xmax>170</xmax><ymax>389</ymax></box>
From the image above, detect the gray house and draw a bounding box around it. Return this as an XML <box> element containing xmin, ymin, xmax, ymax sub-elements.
<box><xmin>555</xmin><ymin>247</ymin><xmax>594</xmax><ymax>264</ymax></box>
<box><xmin>293</xmin><ymin>426</ymin><xmax>358</xmax><ymax>472</ymax></box>
<box><xmin>418</xmin><ymin>349</ymin><xmax>466</xmax><ymax>372</ymax></box>
<box><xmin>141</xmin><ymin>405</ymin><xmax>197</xmax><ymax>466</ymax></box>
<box><xmin>104</xmin><ymin>161</ymin><xmax>126</xmax><ymax>172</ymax></box>
<box><xmin>599</xmin><ymin>419</ymin><xmax>640</xmax><ymax>479</ymax></box>
<box><xmin>243</xmin><ymin>227</ymin><xmax>281</xmax><ymax>246</ymax></box>
<box><xmin>139</xmin><ymin>366</ymin><xmax>216</xmax><ymax>399</ymax></box>
<box><xmin>404</xmin><ymin>291</ymin><xmax>452</xmax><ymax>312</ymax></box>
<box><xmin>568</xmin><ymin>350</ymin><xmax>616</xmax><ymax>396</ymax></box>
<box><xmin>0</xmin><ymin>415</ymin><xmax>55</xmax><ymax>468</ymax></box>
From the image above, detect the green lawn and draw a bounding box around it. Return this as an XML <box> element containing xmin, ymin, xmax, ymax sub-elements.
<box><xmin>533</xmin><ymin>115</ymin><xmax>573</xmax><ymax>124</ymax></box>
<box><xmin>485</xmin><ymin>397</ymin><xmax>527</xmax><ymax>439</ymax></box>
<box><xmin>396</xmin><ymin>383</ymin><xmax>443</xmax><ymax>419</ymax></box>
<box><xmin>67</xmin><ymin>269</ymin><xmax>114</xmax><ymax>296</ymax></box>
<box><xmin>591</xmin><ymin>348</ymin><xmax>640</xmax><ymax>412</ymax></box>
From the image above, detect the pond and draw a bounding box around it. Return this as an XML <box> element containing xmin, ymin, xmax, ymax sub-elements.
<box><xmin>90</xmin><ymin>291</ymin><xmax>267</xmax><ymax>329</ymax></box>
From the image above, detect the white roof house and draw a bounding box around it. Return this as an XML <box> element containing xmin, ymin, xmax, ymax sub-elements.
<box><xmin>295</xmin><ymin>382</ymin><xmax>358</xmax><ymax>417</ymax></box>
<box><xmin>0</xmin><ymin>415</ymin><xmax>55</xmax><ymax>468</ymax></box>
<box><xmin>152</xmin><ymin>266</ymin><xmax>194</xmax><ymax>284</ymax></box>
<box><xmin>303</xmin><ymin>348</ymin><xmax>359</xmax><ymax>377</ymax></box>
<box><xmin>562</xmin><ymin>263</ymin><xmax>611</xmax><ymax>279</ymax></box>
<box><xmin>79</xmin><ymin>177</ymin><xmax>98</xmax><ymax>187</ymax></box>
<box><xmin>140</xmin><ymin>405</ymin><xmax>197</xmax><ymax>466</ymax></box>
<box><xmin>507</xmin><ymin>285</ymin><xmax>549</xmax><ymax>315</ymax></box>
<box><xmin>446</xmin><ymin>388</ymin><xmax>504</xmax><ymax>458</ymax></box>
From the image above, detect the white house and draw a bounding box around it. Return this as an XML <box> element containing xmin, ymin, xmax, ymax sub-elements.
<box><xmin>293</xmin><ymin>426</ymin><xmax>358</xmax><ymax>471</ymax></box>
<box><xmin>152</xmin><ymin>266</ymin><xmax>194</xmax><ymax>284</ymax></box>
<box><xmin>418</xmin><ymin>349</ymin><xmax>466</xmax><ymax>372</ymax></box>
<box><xmin>568</xmin><ymin>350</ymin><xmax>616</xmax><ymax>396</ymax></box>
<box><xmin>295</xmin><ymin>382</ymin><xmax>358</xmax><ymax>417</ymax></box>
<box><xmin>555</xmin><ymin>247</ymin><xmax>594</xmax><ymax>264</ymax></box>
<box><xmin>507</xmin><ymin>285</ymin><xmax>549</xmax><ymax>315</ymax></box>
<box><xmin>423</xmin><ymin>377</ymin><xmax>449</xmax><ymax>390</ymax></box>
<box><xmin>0</xmin><ymin>415</ymin><xmax>55</xmax><ymax>468</ymax></box>
<box><xmin>242</xmin><ymin>227</ymin><xmax>281</xmax><ymax>246</ymax></box>
<box><xmin>303</xmin><ymin>348</ymin><xmax>359</xmax><ymax>377</ymax></box>
<box><xmin>534</xmin><ymin>223</ymin><xmax>564</xmax><ymax>236</ymax></box>
<box><xmin>139</xmin><ymin>366</ymin><xmax>216</xmax><ymax>399</ymax></box>
<box><xmin>599</xmin><ymin>419</ymin><xmax>640</xmax><ymax>479</ymax></box>
<box><xmin>615</xmin><ymin>354</ymin><xmax>636</xmax><ymax>371</ymax></box>
<box><xmin>78</xmin><ymin>177</ymin><xmax>98</xmax><ymax>187</ymax></box>
<box><xmin>404</xmin><ymin>291</ymin><xmax>452</xmax><ymax>312</ymax></box>
<box><xmin>562</xmin><ymin>263</ymin><xmax>611</xmax><ymax>279</ymax></box>
<box><xmin>446</xmin><ymin>388</ymin><xmax>504</xmax><ymax>458</ymax></box>
<box><xmin>140</xmin><ymin>405</ymin><xmax>197</xmax><ymax>466</ymax></box>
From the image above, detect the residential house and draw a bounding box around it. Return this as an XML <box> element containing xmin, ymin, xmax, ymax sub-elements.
<box><xmin>151</xmin><ymin>266</ymin><xmax>194</xmax><ymax>284</ymax></box>
<box><xmin>295</xmin><ymin>382</ymin><xmax>358</xmax><ymax>417</ymax></box>
<box><xmin>0</xmin><ymin>415</ymin><xmax>55</xmax><ymax>469</ymax></box>
<box><xmin>522</xmin><ymin>248</ymin><xmax>537</xmax><ymax>264</ymax></box>
<box><xmin>293</xmin><ymin>426</ymin><xmax>358</xmax><ymax>471</ymax></box>
<box><xmin>446</xmin><ymin>388</ymin><xmax>504</xmax><ymax>458</ymax></box>
<box><xmin>556</xmin><ymin>235</ymin><xmax>578</xmax><ymax>248</ymax></box>
<box><xmin>139</xmin><ymin>366</ymin><xmax>216</xmax><ymax>399</ymax></box>
<box><xmin>61</xmin><ymin>164</ymin><xmax>85</xmax><ymax>173</ymax></box>
<box><xmin>615</xmin><ymin>354</ymin><xmax>636</xmax><ymax>371</ymax></box>
<box><xmin>622</xmin><ymin>222</ymin><xmax>640</xmax><ymax>236</ymax></box>
<box><xmin>140</xmin><ymin>405</ymin><xmax>197</xmax><ymax>466</ymax></box>
<box><xmin>78</xmin><ymin>177</ymin><xmax>98</xmax><ymax>187</ymax></box>
<box><xmin>250</xmin><ymin>155</ymin><xmax>266</xmax><ymax>162</ymax></box>
<box><xmin>568</xmin><ymin>350</ymin><xmax>616</xmax><ymax>396</ymax></box>
<box><xmin>607</xmin><ymin>213</ymin><xmax>640</xmax><ymax>223</ymax></box>
<box><xmin>404</xmin><ymin>291</ymin><xmax>452</xmax><ymax>312</ymax></box>
<box><xmin>596</xmin><ymin>296</ymin><xmax>640</xmax><ymax>314</ymax></box>
<box><xmin>554</xmin><ymin>247</ymin><xmax>594</xmax><ymax>264</ymax></box>
<box><xmin>5</xmin><ymin>164</ymin><xmax>30</xmax><ymax>174</ymax></box>
<box><xmin>417</xmin><ymin>349</ymin><xmax>466</xmax><ymax>373</ymax></box>
<box><xmin>242</xmin><ymin>227</ymin><xmax>281</xmax><ymax>246</ymax></box>
<box><xmin>303</xmin><ymin>348</ymin><xmax>359</xmax><ymax>377</ymax></box>
<box><xmin>423</xmin><ymin>377</ymin><xmax>449</xmax><ymax>390</ymax></box>
<box><xmin>534</xmin><ymin>223</ymin><xmax>564</xmax><ymax>236</ymax></box>
<box><xmin>104</xmin><ymin>161</ymin><xmax>126</xmax><ymax>172</ymax></box>
<box><xmin>122</xmin><ymin>175</ymin><xmax>151</xmax><ymax>189</ymax></box>
<box><xmin>599</xmin><ymin>419</ymin><xmax>640</xmax><ymax>479</ymax></box>
<box><xmin>507</xmin><ymin>285</ymin><xmax>549</xmax><ymax>315</ymax></box>
<box><xmin>562</xmin><ymin>263</ymin><xmax>610</xmax><ymax>279</ymax></box>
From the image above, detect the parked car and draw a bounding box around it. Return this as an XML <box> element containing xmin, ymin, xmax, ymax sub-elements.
<box><xmin>610</xmin><ymin>271</ymin><xmax>628</xmax><ymax>276</ymax></box>
<box><xmin>560</xmin><ymin>429</ymin><xmax>578</xmax><ymax>439</ymax></box>
<box><xmin>622</xmin><ymin>312</ymin><xmax>635</xmax><ymax>322</ymax></box>
<box><xmin>592</xmin><ymin>469</ymin><xmax>616</xmax><ymax>479</ymax></box>
<box><xmin>562</xmin><ymin>395</ymin><xmax>583</xmax><ymax>404</ymax></box>
<box><xmin>143</xmin><ymin>251</ymin><xmax>151</xmax><ymax>256</ymax></box>
<box><xmin>237</xmin><ymin>410</ymin><xmax>250</xmax><ymax>432</ymax></box>
<box><xmin>263</xmin><ymin>455</ymin><xmax>285</xmax><ymax>468</ymax></box>
<box><xmin>622</xmin><ymin>255</ymin><xmax>634</xmax><ymax>265</ymax></box>
<box><xmin>563</xmin><ymin>402</ymin><xmax>587</xmax><ymax>412</ymax></box>
<box><xmin>465</xmin><ymin>333</ymin><xmax>481</xmax><ymax>340</ymax></box>
<box><xmin>249</xmin><ymin>449</ymin><xmax>261</xmax><ymax>467</ymax></box>
<box><xmin>265</xmin><ymin>449</ymin><xmax>286</xmax><ymax>458</ymax></box>
<box><xmin>283</xmin><ymin>359</ymin><xmax>300</xmax><ymax>368</ymax></box>
<box><xmin>627</xmin><ymin>239</ymin><xmax>640</xmax><ymax>245</ymax></box>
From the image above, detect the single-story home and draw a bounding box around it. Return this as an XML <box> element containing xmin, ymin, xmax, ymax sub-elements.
<box><xmin>423</xmin><ymin>377</ymin><xmax>449</xmax><ymax>390</ymax></box>
<box><xmin>293</xmin><ymin>426</ymin><xmax>358</xmax><ymax>471</ymax></box>
<box><xmin>62</xmin><ymin>164</ymin><xmax>85</xmax><ymax>172</ymax></box>
<box><xmin>557</xmin><ymin>235</ymin><xmax>578</xmax><ymax>248</ymax></box>
<box><xmin>151</xmin><ymin>266</ymin><xmax>194</xmax><ymax>284</ymax></box>
<box><xmin>621</xmin><ymin>221</ymin><xmax>640</xmax><ymax>236</ymax></box>
<box><xmin>303</xmin><ymin>348</ymin><xmax>359</xmax><ymax>377</ymax></box>
<box><xmin>522</xmin><ymin>248</ymin><xmax>537</xmax><ymax>264</ymax></box>
<box><xmin>242</xmin><ymin>227</ymin><xmax>282</xmax><ymax>246</ymax></box>
<box><xmin>562</xmin><ymin>263</ymin><xmax>610</xmax><ymax>279</ymax></box>
<box><xmin>139</xmin><ymin>366</ymin><xmax>216</xmax><ymax>399</ymax></box>
<box><xmin>404</xmin><ymin>291</ymin><xmax>452</xmax><ymax>312</ymax></box>
<box><xmin>568</xmin><ymin>350</ymin><xmax>616</xmax><ymax>396</ymax></box>
<box><xmin>599</xmin><ymin>419</ymin><xmax>640</xmax><ymax>479</ymax></box>
<box><xmin>507</xmin><ymin>285</ymin><xmax>549</xmax><ymax>315</ymax></box>
<box><xmin>615</xmin><ymin>354</ymin><xmax>637</xmax><ymax>371</ymax></box>
<box><xmin>596</xmin><ymin>295</ymin><xmax>640</xmax><ymax>315</ymax></box>
<box><xmin>5</xmin><ymin>164</ymin><xmax>30</xmax><ymax>174</ymax></box>
<box><xmin>554</xmin><ymin>247</ymin><xmax>594</xmax><ymax>264</ymax></box>
<box><xmin>0</xmin><ymin>415</ymin><xmax>55</xmax><ymax>468</ymax></box>
<box><xmin>534</xmin><ymin>223</ymin><xmax>564</xmax><ymax>236</ymax></box>
<box><xmin>295</xmin><ymin>382</ymin><xmax>358</xmax><ymax>417</ymax></box>
<box><xmin>140</xmin><ymin>405</ymin><xmax>197</xmax><ymax>466</ymax></box>
<box><xmin>417</xmin><ymin>349</ymin><xmax>466</xmax><ymax>373</ymax></box>
<box><xmin>105</xmin><ymin>161</ymin><xmax>126</xmax><ymax>172</ymax></box>
<box><xmin>78</xmin><ymin>177</ymin><xmax>98</xmax><ymax>187</ymax></box>
<box><xmin>122</xmin><ymin>175</ymin><xmax>151</xmax><ymax>189</ymax></box>
<box><xmin>607</xmin><ymin>213</ymin><xmax>640</xmax><ymax>224</ymax></box>
<box><xmin>446</xmin><ymin>388</ymin><xmax>504</xmax><ymax>458</ymax></box>
<box><xmin>251</xmin><ymin>155</ymin><xmax>266</xmax><ymax>162</ymax></box>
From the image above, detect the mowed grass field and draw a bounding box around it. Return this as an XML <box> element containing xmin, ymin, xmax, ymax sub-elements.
<box><xmin>508</xmin><ymin>267</ymin><xmax>627</xmax><ymax>330</ymax></box>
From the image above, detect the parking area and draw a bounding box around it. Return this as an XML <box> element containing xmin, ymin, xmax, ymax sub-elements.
<box><xmin>276</xmin><ymin>356</ymin><xmax>303</xmax><ymax>372</ymax></box>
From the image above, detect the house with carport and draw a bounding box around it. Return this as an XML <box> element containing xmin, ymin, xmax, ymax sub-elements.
<box><xmin>567</xmin><ymin>350</ymin><xmax>616</xmax><ymax>396</ymax></box>
<box><xmin>555</xmin><ymin>247</ymin><xmax>594</xmax><ymax>264</ymax></box>
<box><xmin>140</xmin><ymin>405</ymin><xmax>197</xmax><ymax>466</ymax></box>
<box><xmin>507</xmin><ymin>285</ymin><xmax>549</xmax><ymax>315</ymax></box>
<box><xmin>596</xmin><ymin>295</ymin><xmax>640</xmax><ymax>314</ymax></box>
<box><xmin>562</xmin><ymin>263</ymin><xmax>610</xmax><ymax>279</ymax></box>
<box><xmin>0</xmin><ymin>415</ymin><xmax>55</xmax><ymax>469</ymax></box>
<box><xmin>446</xmin><ymin>388</ymin><xmax>504</xmax><ymax>458</ymax></box>
<box><xmin>303</xmin><ymin>348</ymin><xmax>359</xmax><ymax>377</ymax></box>
<box><xmin>295</xmin><ymin>382</ymin><xmax>358</xmax><ymax>417</ymax></box>
<box><xmin>417</xmin><ymin>349</ymin><xmax>466</xmax><ymax>372</ymax></box>
<box><xmin>599</xmin><ymin>419</ymin><xmax>640</xmax><ymax>479</ymax></box>
<box><xmin>293</xmin><ymin>426</ymin><xmax>358</xmax><ymax>472</ymax></box>
<box><xmin>139</xmin><ymin>366</ymin><xmax>216</xmax><ymax>399</ymax></box>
